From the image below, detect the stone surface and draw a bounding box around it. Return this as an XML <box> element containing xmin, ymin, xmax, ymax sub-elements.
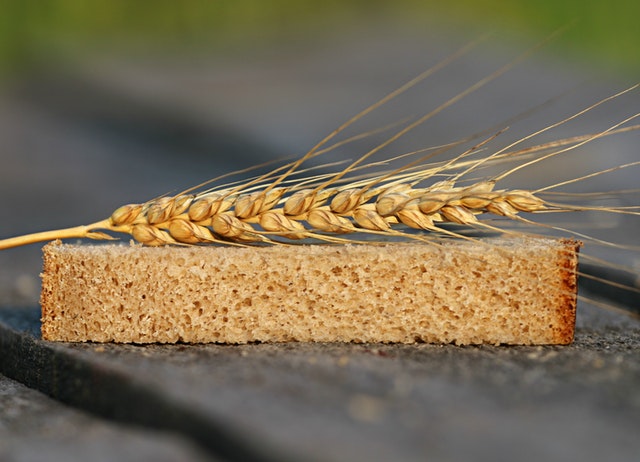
<box><xmin>0</xmin><ymin>373</ymin><xmax>213</xmax><ymax>462</ymax></box>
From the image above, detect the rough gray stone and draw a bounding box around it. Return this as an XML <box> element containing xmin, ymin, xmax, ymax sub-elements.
<box><xmin>0</xmin><ymin>374</ymin><xmax>215</xmax><ymax>462</ymax></box>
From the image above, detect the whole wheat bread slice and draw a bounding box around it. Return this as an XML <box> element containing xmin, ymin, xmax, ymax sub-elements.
<box><xmin>40</xmin><ymin>238</ymin><xmax>580</xmax><ymax>345</ymax></box>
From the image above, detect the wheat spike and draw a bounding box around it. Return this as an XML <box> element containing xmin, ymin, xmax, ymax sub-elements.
<box><xmin>0</xmin><ymin>39</ymin><xmax>638</xmax><ymax>275</ymax></box>
<box><xmin>0</xmin><ymin>141</ymin><xmax>634</xmax><ymax>249</ymax></box>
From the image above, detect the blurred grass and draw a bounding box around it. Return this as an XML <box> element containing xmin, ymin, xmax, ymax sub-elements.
<box><xmin>0</xmin><ymin>0</ymin><xmax>638</xmax><ymax>75</ymax></box>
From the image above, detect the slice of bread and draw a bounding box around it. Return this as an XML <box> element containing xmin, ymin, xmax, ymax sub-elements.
<box><xmin>40</xmin><ymin>238</ymin><xmax>579</xmax><ymax>345</ymax></box>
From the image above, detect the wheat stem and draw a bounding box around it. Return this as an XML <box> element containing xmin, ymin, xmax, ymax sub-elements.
<box><xmin>0</xmin><ymin>219</ymin><xmax>114</xmax><ymax>250</ymax></box>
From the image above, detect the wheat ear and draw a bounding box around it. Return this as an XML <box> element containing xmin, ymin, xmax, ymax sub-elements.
<box><xmin>0</xmin><ymin>117</ymin><xmax>637</xmax><ymax>250</ymax></box>
<box><xmin>0</xmin><ymin>34</ymin><xmax>638</xmax><ymax>252</ymax></box>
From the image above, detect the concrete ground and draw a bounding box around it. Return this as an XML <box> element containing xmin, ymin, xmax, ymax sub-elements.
<box><xmin>1</xmin><ymin>23</ymin><xmax>639</xmax><ymax>462</ymax></box>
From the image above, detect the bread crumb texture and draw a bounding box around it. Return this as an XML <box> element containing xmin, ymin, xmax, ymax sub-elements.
<box><xmin>40</xmin><ymin>238</ymin><xmax>579</xmax><ymax>345</ymax></box>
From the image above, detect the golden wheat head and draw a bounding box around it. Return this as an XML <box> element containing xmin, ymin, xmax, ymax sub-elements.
<box><xmin>0</xmin><ymin>36</ymin><xmax>638</xmax><ymax>280</ymax></box>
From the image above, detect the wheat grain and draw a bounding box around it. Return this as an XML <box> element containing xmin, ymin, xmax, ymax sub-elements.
<box><xmin>64</xmin><ymin>172</ymin><xmax>575</xmax><ymax>247</ymax></box>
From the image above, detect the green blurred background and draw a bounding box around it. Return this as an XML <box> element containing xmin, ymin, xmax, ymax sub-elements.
<box><xmin>0</xmin><ymin>0</ymin><xmax>638</xmax><ymax>76</ymax></box>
